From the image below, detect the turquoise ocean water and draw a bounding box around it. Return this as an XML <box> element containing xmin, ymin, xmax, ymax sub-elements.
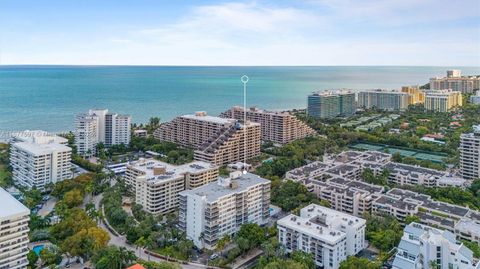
<box><xmin>1</xmin><ymin>66</ymin><xmax>479</xmax><ymax>132</ymax></box>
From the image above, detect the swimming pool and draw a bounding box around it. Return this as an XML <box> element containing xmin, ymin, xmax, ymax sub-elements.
<box><xmin>32</xmin><ymin>245</ymin><xmax>44</xmax><ymax>256</ymax></box>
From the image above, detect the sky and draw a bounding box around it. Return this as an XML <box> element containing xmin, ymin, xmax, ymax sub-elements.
<box><xmin>0</xmin><ymin>0</ymin><xmax>479</xmax><ymax>66</ymax></box>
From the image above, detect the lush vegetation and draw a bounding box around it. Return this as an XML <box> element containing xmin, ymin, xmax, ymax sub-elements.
<box><xmin>365</xmin><ymin>213</ymin><xmax>403</xmax><ymax>252</ymax></box>
<box><xmin>270</xmin><ymin>179</ymin><xmax>327</xmax><ymax>212</ymax></box>
<box><xmin>92</xmin><ymin>246</ymin><xmax>136</xmax><ymax>269</ymax></box>
<box><xmin>102</xmin><ymin>185</ymin><xmax>195</xmax><ymax>261</ymax></box>
<box><xmin>339</xmin><ymin>256</ymin><xmax>381</xmax><ymax>269</ymax></box>
<box><xmin>361</xmin><ymin>168</ymin><xmax>389</xmax><ymax>186</ymax></box>
<box><xmin>0</xmin><ymin>143</ymin><xmax>12</xmax><ymax>187</ymax></box>
<box><xmin>256</xmin><ymin>136</ymin><xmax>335</xmax><ymax>178</ymax></box>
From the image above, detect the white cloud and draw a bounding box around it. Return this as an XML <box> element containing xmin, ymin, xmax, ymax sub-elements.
<box><xmin>2</xmin><ymin>1</ymin><xmax>479</xmax><ymax>65</ymax></box>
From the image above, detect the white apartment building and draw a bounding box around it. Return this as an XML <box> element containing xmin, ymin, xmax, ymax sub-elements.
<box><xmin>277</xmin><ymin>204</ymin><xmax>366</xmax><ymax>269</ymax></box>
<box><xmin>393</xmin><ymin>222</ymin><xmax>479</xmax><ymax>269</ymax></box>
<box><xmin>178</xmin><ymin>172</ymin><xmax>270</xmax><ymax>250</ymax></box>
<box><xmin>10</xmin><ymin>137</ymin><xmax>72</xmax><ymax>190</ymax></box>
<box><xmin>124</xmin><ymin>158</ymin><xmax>218</xmax><ymax>215</ymax></box>
<box><xmin>75</xmin><ymin>109</ymin><xmax>131</xmax><ymax>156</ymax></box>
<box><xmin>460</xmin><ymin>125</ymin><xmax>480</xmax><ymax>180</ymax></box>
<box><xmin>0</xmin><ymin>188</ymin><xmax>30</xmax><ymax>269</ymax></box>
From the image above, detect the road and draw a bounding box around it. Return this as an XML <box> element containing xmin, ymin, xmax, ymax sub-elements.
<box><xmin>93</xmin><ymin>194</ymin><xmax>211</xmax><ymax>269</ymax></box>
<box><xmin>38</xmin><ymin>197</ymin><xmax>57</xmax><ymax>217</ymax></box>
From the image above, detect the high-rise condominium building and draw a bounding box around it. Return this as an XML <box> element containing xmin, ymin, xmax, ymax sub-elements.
<box><xmin>0</xmin><ymin>187</ymin><xmax>30</xmax><ymax>269</ymax></box>
<box><xmin>10</xmin><ymin>137</ymin><xmax>72</xmax><ymax>190</ymax></box>
<box><xmin>393</xmin><ymin>222</ymin><xmax>478</xmax><ymax>269</ymax></box>
<box><xmin>459</xmin><ymin>125</ymin><xmax>480</xmax><ymax>180</ymax></box>
<box><xmin>220</xmin><ymin>106</ymin><xmax>316</xmax><ymax>144</ymax></box>
<box><xmin>307</xmin><ymin>91</ymin><xmax>356</xmax><ymax>119</ymax></box>
<box><xmin>277</xmin><ymin>204</ymin><xmax>366</xmax><ymax>269</ymax></box>
<box><xmin>75</xmin><ymin>109</ymin><xmax>131</xmax><ymax>156</ymax></box>
<box><xmin>154</xmin><ymin>111</ymin><xmax>261</xmax><ymax>165</ymax></box>
<box><xmin>424</xmin><ymin>90</ymin><xmax>463</xmax><ymax>112</ymax></box>
<box><xmin>430</xmin><ymin>70</ymin><xmax>480</xmax><ymax>94</ymax></box>
<box><xmin>124</xmin><ymin>158</ymin><xmax>218</xmax><ymax>214</ymax></box>
<box><xmin>357</xmin><ymin>90</ymin><xmax>411</xmax><ymax>111</ymax></box>
<box><xmin>179</xmin><ymin>172</ymin><xmax>270</xmax><ymax>249</ymax></box>
<box><xmin>401</xmin><ymin>86</ymin><xmax>425</xmax><ymax>104</ymax></box>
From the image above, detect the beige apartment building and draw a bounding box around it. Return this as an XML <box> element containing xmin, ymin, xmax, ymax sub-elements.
<box><xmin>220</xmin><ymin>106</ymin><xmax>316</xmax><ymax>144</ymax></box>
<box><xmin>124</xmin><ymin>158</ymin><xmax>218</xmax><ymax>214</ymax></box>
<box><xmin>401</xmin><ymin>86</ymin><xmax>425</xmax><ymax>104</ymax></box>
<box><xmin>430</xmin><ymin>70</ymin><xmax>480</xmax><ymax>94</ymax></box>
<box><xmin>424</xmin><ymin>90</ymin><xmax>463</xmax><ymax>112</ymax></box>
<box><xmin>154</xmin><ymin>111</ymin><xmax>261</xmax><ymax>165</ymax></box>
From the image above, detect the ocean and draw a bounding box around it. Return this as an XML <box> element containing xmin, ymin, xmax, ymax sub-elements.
<box><xmin>1</xmin><ymin>66</ymin><xmax>479</xmax><ymax>132</ymax></box>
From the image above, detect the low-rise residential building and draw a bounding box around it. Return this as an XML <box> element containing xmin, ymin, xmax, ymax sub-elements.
<box><xmin>286</xmin><ymin>150</ymin><xmax>466</xmax><ymax>188</ymax></box>
<box><xmin>383</xmin><ymin>162</ymin><xmax>466</xmax><ymax>188</ymax></box>
<box><xmin>357</xmin><ymin>90</ymin><xmax>411</xmax><ymax>111</ymax></box>
<box><xmin>373</xmin><ymin>188</ymin><xmax>480</xmax><ymax>243</ymax></box>
<box><xmin>307</xmin><ymin>91</ymin><xmax>356</xmax><ymax>119</ymax></box>
<box><xmin>393</xmin><ymin>222</ymin><xmax>479</xmax><ymax>269</ymax></box>
<box><xmin>459</xmin><ymin>125</ymin><xmax>480</xmax><ymax>180</ymax></box>
<box><xmin>155</xmin><ymin>111</ymin><xmax>261</xmax><ymax>165</ymax></box>
<box><xmin>0</xmin><ymin>187</ymin><xmax>30</xmax><ymax>269</ymax></box>
<box><xmin>430</xmin><ymin>70</ymin><xmax>480</xmax><ymax>94</ymax></box>
<box><xmin>424</xmin><ymin>90</ymin><xmax>463</xmax><ymax>112</ymax></box>
<box><xmin>277</xmin><ymin>204</ymin><xmax>366</xmax><ymax>269</ymax></box>
<box><xmin>306</xmin><ymin>177</ymin><xmax>384</xmax><ymax>217</ymax></box>
<box><xmin>10</xmin><ymin>137</ymin><xmax>72</xmax><ymax>190</ymax></box>
<box><xmin>178</xmin><ymin>172</ymin><xmax>270</xmax><ymax>249</ymax></box>
<box><xmin>220</xmin><ymin>106</ymin><xmax>316</xmax><ymax>144</ymax></box>
<box><xmin>124</xmin><ymin>158</ymin><xmax>218</xmax><ymax>214</ymax></box>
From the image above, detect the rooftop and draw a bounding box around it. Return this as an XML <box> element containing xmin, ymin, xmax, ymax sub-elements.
<box><xmin>181</xmin><ymin>112</ymin><xmax>236</xmax><ymax>125</ymax></box>
<box><xmin>13</xmin><ymin>141</ymin><xmax>72</xmax><ymax>155</ymax></box>
<box><xmin>277</xmin><ymin>214</ymin><xmax>346</xmax><ymax>244</ymax></box>
<box><xmin>128</xmin><ymin>158</ymin><xmax>217</xmax><ymax>184</ymax></box>
<box><xmin>0</xmin><ymin>187</ymin><xmax>29</xmax><ymax>219</ymax></box>
<box><xmin>179</xmin><ymin>172</ymin><xmax>269</xmax><ymax>202</ymax></box>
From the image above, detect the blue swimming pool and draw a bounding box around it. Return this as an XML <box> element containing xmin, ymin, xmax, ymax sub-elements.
<box><xmin>32</xmin><ymin>245</ymin><xmax>44</xmax><ymax>256</ymax></box>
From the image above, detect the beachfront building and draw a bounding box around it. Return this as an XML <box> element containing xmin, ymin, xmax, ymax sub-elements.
<box><xmin>424</xmin><ymin>90</ymin><xmax>463</xmax><ymax>112</ymax></box>
<box><xmin>430</xmin><ymin>70</ymin><xmax>480</xmax><ymax>94</ymax></box>
<box><xmin>124</xmin><ymin>158</ymin><xmax>218</xmax><ymax>214</ymax></box>
<box><xmin>307</xmin><ymin>91</ymin><xmax>356</xmax><ymax>119</ymax></box>
<box><xmin>154</xmin><ymin>111</ymin><xmax>261</xmax><ymax>165</ymax></box>
<box><xmin>178</xmin><ymin>172</ymin><xmax>270</xmax><ymax>249</ymax></box>
<box><xmin>277</xmin><ymin>204</ymin><xmax>366</xmax><ymax>269</ymax></box>
<box><xmin>357</xmin><ymin>90</ymin><xmax>410</xmax><ymax>111</ymax></box>
<box><xmin>75</xmin><ymin>109</ymin><xmax>131</xmax><ymax>156</ymax></box>
<box><xmin>401</xmin><ymin>86</ymin><xmax>425</xmax><ymax>104</ymax></box>
<box><xmin>220</xmin><ymin>106</ymin><xmax>316</xmax><ymax>144</ymax></box>
<box><xmin>0</xmin><ymin>187</ymin><xmax>30</xmax><ymax>269</ymax></box>
<box><xmin>10</xmin><ymin>137</ymin><xmax>72</xmax><ymax>190</ymax></box>
<box><xmin>459</xmin><ymin>125</ymin><xmax>480</xmax><ymax>180</ymax></box>
<box><xmin>392</xmin><ymin>222</ymin><xmax>478</xmax><ymax>269</ymax></box>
